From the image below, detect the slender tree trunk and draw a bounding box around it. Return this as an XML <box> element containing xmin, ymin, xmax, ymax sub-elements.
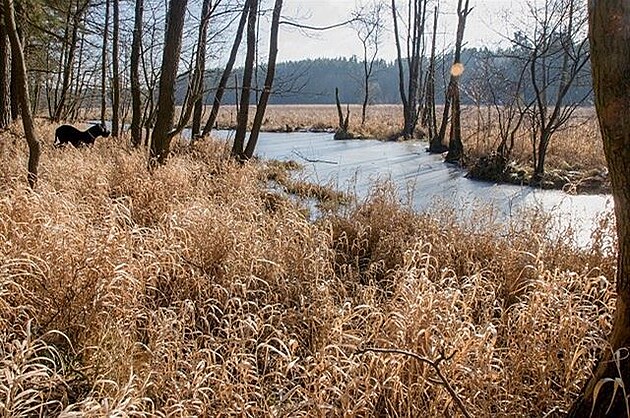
<box><xmin>130</xmin><ymin>0</ymin><xmax>143</xmax><ymax>147</ymax></box>
<box><xmin>232</xmin><ymin>0</ymin><xmax>258</xmax><ymax>158</ymax></box>
<box><xmin>172</xmin><ymin>0</ymin><xmax>212</xmax><ymax>138</ymax></box>
<box><xmin>53</xmin><ymin>1</ymin><xmax>84</xmax><ymax>122</ymax></box>
<box><xmin>391</xmin><ymin>0</ymin><xmax>409</xmax><ymax>137</ymax></box>
<box><xmin>243</xmin><ymin>0</ymin><xmax>282</xmax><ymax>159</ymax></box>
<box><xmin>149</xmin><ymin>0</ymin><xmax>188</xmax><ymax>166</ymax></box>
<box><xmin>426</xmin><ymin>6</ymin><xmax>445</xmax><ymax>152</ymax></box>
<box><xmin>0</xmin><ymin>5</ymin><xmax>11</xmax><ymax>129</ymax></box>
<box><xmin>201</xmin><ymin>0</ymin><xmax>249</xmax><ymax>136</ymax></box>
<box><xmin>190</xmin><ymin>0</ymin><xmax>213</xmax><ymax>138</ymax></box>
<box><xmin>3</xmin><ymin>0</ymin><xmax>40</xmax><ymax>188</ymax></box>
<box><xmin>443</xmin><ymin>0</ymin><xmax>471</xmax><ymax>164</ymax></box>
<box><xmin>111</xmin><ymin>0</ymin><xmax>120</xmax><ymax>136</ymax></box>
<box><xmin>100</xmin><ymin>0</ymin><xmax>109</xmax><ymax>125</ymax></box>
<box><xmin>568</xmin><ymin>3</ymin><xmax>630</xmax><ymax>414</ymax></box>
<box><xmin>9</xmin><ymin>28</ymin><xmax>19</xmax><ymax>120</ymax></box>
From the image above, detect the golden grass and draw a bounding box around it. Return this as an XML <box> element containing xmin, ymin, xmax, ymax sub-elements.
<box><xmin>0</xmin><ymin>120</ymin><xmax>618</xmax><ymax>416</ymax></box>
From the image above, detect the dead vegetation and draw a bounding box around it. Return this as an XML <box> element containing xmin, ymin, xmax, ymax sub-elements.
<box><xmin>0</xmin><ymin>121</ymin><xmax>618</xmax><ymax>416</ymax></box>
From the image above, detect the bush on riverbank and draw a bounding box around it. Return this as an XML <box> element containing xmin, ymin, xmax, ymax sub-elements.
<box><xmin>0</xmin><ymin>122</ymin><xmax>617</xmax><ymax>416</ymax></box>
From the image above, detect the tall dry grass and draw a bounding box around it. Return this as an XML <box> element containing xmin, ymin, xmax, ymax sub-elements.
<box><xmin>0</xmin><ymin>120</ymin><xmax>618</xmax><ymax>417</ymax></box>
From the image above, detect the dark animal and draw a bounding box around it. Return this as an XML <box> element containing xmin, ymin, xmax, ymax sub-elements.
<box><xmin>54</xmin><ymin>123</ymin><xmax>111</xmax><ymax>147</ymax></box>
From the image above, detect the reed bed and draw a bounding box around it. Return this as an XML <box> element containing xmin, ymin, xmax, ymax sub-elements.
<box><xmin>0</xmin><ymin>121</ymin><xmax>617</xmax><ymax>417</ymax></box>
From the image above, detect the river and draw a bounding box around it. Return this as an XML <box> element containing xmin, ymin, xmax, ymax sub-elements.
<box><xmin>208</xmin><ymin>130</ymin><xmax>613</xmax><ymax>248</ymax></box>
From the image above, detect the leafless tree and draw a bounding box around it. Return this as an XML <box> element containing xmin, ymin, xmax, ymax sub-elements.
<box><xmin>231</xmin><ymin>0</ymin><xmax>257</xmax><ymax>158</ymax></box>
<box><xmin>149</xmin><ymin>0</ymin><xmax>188</xmax><ymax>166</ymax></box>
<box><xmin>111</xmin><ymin>0</ymin><xmax>120</xmax><ymax>136</ymax></box>
<box><xmin>391</xmin><ymin>0</ymin><xmax>429</xmax><ymax>139</ymax></box>
<box><xmin>130</xmin><ymin>0</ymin><xmax>143</xmax><ymax>146</ymax></box>
<box><xmin>243</xmin><ymin>0</ymin><xmax>283</xmax><ymax>158</ymax></box>
<box><xmin>517</xmin><ymin>0</ymin><xmax>591</xmax><ymax>180</ymax></box>
<box><xmin>568</xmin><ymin>1</ymin><xmax>630</xmax><ymax>416</ymax></box>
<box><xmin>3</xmin><ymin>0</ymin><xmax>40</xmax><ymax>188</ymax></box>
<box><xmin>201</xmin><ymin>0</ymin><xmax>250</xmax><ymax>137</ymax></box>
<box><xmin>424</xmin><ymin>5</ymin><xmax>440</xmax><ymax>149</ymax></box>
<box><xmin>100</xmin><ymin>0</ymin><xmax>109</xmax><ymax>125</ymax></box>
<box><xmin>353</xmin><ymin>1</ymin><xmax>385</xmax><ymax>126</ymax></box>
<box><xmin>50</xmin><ymin>0</ymin><xmax>90</xmax><ymax>121</ymax></box>
<box><xmin>0</xmin><ymin>4</ymin><xmax>11</xmax><ymax>129</ymax></box>
<box><xmin>436</xmin><ymin>0</ymin><xmax>472</xmax><ymax>164</ymax></box>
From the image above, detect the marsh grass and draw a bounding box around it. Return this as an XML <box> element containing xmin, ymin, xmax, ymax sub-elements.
<box><xmin>0</xmin><ymin>120</ymin><xmax>618</xmax><ymax>416</ymax></box>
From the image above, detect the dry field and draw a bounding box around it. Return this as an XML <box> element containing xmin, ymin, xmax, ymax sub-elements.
<box><xmin>0</xmin><ymin>121</ymin><xmax>618</xmax><ymax>416</ymax></box>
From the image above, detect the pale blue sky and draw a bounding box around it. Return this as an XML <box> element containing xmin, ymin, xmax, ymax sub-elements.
<box><xmin>277</xmin><ymin>0</ymin><xmax>521</xmax><ymax>62</ymax></box>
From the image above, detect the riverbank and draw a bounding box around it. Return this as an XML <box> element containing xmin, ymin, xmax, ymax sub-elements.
<box><xmin>208</xmin><ymin>105</ymin><xmax>609</xmax><ymax>195</ymax></box>
<box><xmin>0</xmin><ymin>123</ymin><xmax>617</xmax><ymax>416</ymax></box>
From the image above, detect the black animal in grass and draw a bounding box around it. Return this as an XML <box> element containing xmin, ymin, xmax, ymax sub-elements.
<box><xmin>54</xmin><ymin>123</ymin><xmax>110</xmax><ymax>148</ymax></box>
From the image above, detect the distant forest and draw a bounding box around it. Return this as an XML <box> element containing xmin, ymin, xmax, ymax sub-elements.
<box><xmin>179</xmin><ymin>47</ymin><xmax>594</xmax><ymax>106</ymax></box>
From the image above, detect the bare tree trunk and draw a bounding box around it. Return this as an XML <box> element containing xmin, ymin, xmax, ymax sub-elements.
<box><xmin>130</xmin><ymin>0</ymin><xmax>143</xmax><ymax>146</ymax></box>
<box><xmin>190</xmin><ymin>0</ymin><xmax>214</xmax><ymax>138</ymax></box>
<box><xmin>426</xmin><ymin>6</ymin><xmax>444</xmax><ymax>152</ymax></box>
<box><xmin>334</xmin><ymin>87</ymin><xmax>351</xmax><ymax>140</ymax></box>
<box><xmin>172</xmin><ymin>0</ymin><xmax>213</xmax><ymax>139</ymax></box>
<box><xmin>149</xmin><ymin>0</ymin><xmax>188</xmax><ymax>167</ymax></box>
<box><xmin>391</xmin><ymin>0</ymin><xmax>409</xmax><ymax>137</ymax></box>
<box><xmin>53</xmin><ymin>0</ymin><xmax>87</xmax><ymax>122</ymax></box>
<box><xmin>568</xmin><ymin>2</ymin><xmax>630</xmax><ymax>415</ymax></box>
<box><xmin>111</xmin><ymin>0</ymin><xmax>120</xmax><ymax>136</ymax></box>
<box><xmin>3</xmin><ymin>0</ymin><xmax>40</xmax><ymax>188</ymax></box>
<box><xmin>243</xmin><ymin>0</ymin><xmax>282</xmax><ymax>159</ymax></box>
<box><xmin>444</xmin><ymin>0</ymin><xmax>471</xmax><ymax>164</ymax></box>
<box><xmin>9</xmin><ymin>13</ymin><xmax>19</xmax><ymax>121</ymax></box>
<box><xmin>100</xmin><ymin>0</ymin><xmax>109</xmax><ymax>125</ymax></box>
<box><xmin>232</xmin><ymin>0</ymin><xmax>258</xmax><ymax>159</ymax></box>
<box><xmin>0</xmin><ymin>4</ymin><xmax>11</xmax><ymax>129</ymax></box>
<box><xmin>201</xmin><ymin>0</ymin><xmax>250</xmax><ymax>136</ymax></box>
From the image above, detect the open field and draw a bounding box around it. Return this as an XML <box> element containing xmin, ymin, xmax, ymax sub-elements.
<box><xmin>0</xmin><ymin>121</ymin><xmax>618</xmax><ymax>416</ymax></box>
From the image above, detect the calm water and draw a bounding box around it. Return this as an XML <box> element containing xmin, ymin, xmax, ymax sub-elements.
<box><xmin>208</xmin><ymin>130</ymin><xmax>613</xmax><ymax>247</ymax></box>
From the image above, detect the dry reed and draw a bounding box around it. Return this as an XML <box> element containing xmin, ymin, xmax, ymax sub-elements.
<box><xmin>0</xmin><ymin>120</ymin><xmax>617</xmax><ymax>417</ymax></box>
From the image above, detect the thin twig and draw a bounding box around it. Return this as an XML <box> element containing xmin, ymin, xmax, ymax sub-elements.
<box><xmin>292</xmin><ymin>150</ymin><xmax>338</xmax><ymax>165</ymax></box>
<box><xmin>356</xmin><ymin>347</ymin><xmax>471</xmax><ymax>418</ymax></box>
<box><xmin>279</xmin><ymin>18</ymin><xmax>358</xmax><ymax>31</ymax></box>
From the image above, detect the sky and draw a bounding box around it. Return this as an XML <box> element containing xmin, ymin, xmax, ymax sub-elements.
<box><xmin>276</xmin><ymin>0</ymin><xmax>522</xmax><ymax>63</ymax></box>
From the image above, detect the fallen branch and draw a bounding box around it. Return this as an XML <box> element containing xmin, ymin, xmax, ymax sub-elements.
<box><xmin>292</xmin><ymin>150</ymin><xmax>338</xmax><ymax>165</ymax></box>
<box><xmin>356</xmin><ymin>347</ymin><xmax>471</xmax><ymax>418</ymax></box>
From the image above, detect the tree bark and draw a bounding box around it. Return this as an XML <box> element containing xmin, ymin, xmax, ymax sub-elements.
<box><xmin>171</xmin><ymin>0</ymin><xmax>212</xmax><ymax>139</ymax></box>
<box><xmin>231</xmin><ymin>0</ymin><xmax>257</xmax><ymax>158</ymax></box>
<box><xmin>190</xmin><ymin>0</ymin><xmax>213</xmax><ymax>138</ymax></box>
<box><xmin>443</xmin><ymin>0</ymin><xmax>470</xmax><ymax>164</ymax></box>
<box><xmin>111</xmin><ymin>0</ymin><xmax>120</xmax><ymax>137</ymax></box>
<box><xmin>201</xmin><ymin>0</ymin><xmax>250</xmax><ymax>136</ymax></box>
<box><xmin>100</xmin><ymin>0</ymin><xmax>109</xmax><ymax>125</ymax></box>
<box><xmin>0</xmin><ymin>4</ymin><xmax>11</xmax><ymax>129</ymax></box>
<box><xmin>149</xmin><ymin>0</ymin><xmax>188</xmax><ymax>166</ymax></box>
<box><xmin>130</xmin><ymin>0</ymin><xmax>143</xmax><ymax>147</ymax></box>
<box><xmin>243</xmin><ymin>0</ymin><xmax>282</xmax><ymax>159</ymax></box>
<box><xmin>426</xmin><ymin>6</ymin><xmax>445</xmax><ymax>153</ymax></box>
<box><xmin>53</xmin><ymin>0</ymin><xmax>87</xmax><ymax>122</ymax></box>
<box><xmin>3</xmin><ymin>0</ymin><xmax>41</xmax><ymax>188</ymax></box>
<box><xmin>568</xmin><ymin>1</ymin><xmax>630</xmax><ymax>416</ymax></box>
